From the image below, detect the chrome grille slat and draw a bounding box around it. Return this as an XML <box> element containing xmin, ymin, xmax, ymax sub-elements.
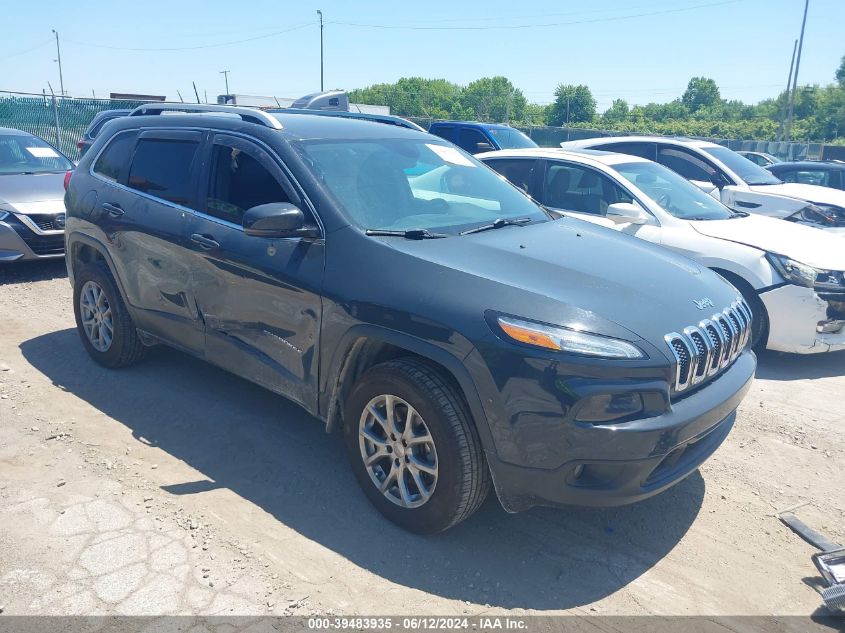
<box><xmin>665</xmin><ymin>298</ymin><xmax>751</xmax><ymax>394</ymax></box>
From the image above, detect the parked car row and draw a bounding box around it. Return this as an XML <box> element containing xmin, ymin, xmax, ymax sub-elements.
<box><xmin>2</xmin><ymin>105</ymin><xmax>842</xmax><ymax>534</ymax></box>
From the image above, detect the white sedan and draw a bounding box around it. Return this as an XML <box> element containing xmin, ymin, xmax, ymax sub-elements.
<box><xmin>479</xmin><ymin>147</ymin><xmax>845</xmax><ymax>354</ymax></box>
<box><xmin>560</xmin><ymin>136</ymin><xmax>845</xmax><ymax>234</ymax></box>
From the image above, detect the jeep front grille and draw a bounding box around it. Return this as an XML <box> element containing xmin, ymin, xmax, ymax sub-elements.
<box><xmin>664</xmin><ymin>299</ymin><xmax>752</xmax><ymax>394</ymax></box>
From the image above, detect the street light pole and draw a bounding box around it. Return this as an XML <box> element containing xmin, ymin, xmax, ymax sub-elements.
<box><xmin>219</xmin><ymin>70</ymin><xmax>230</xmax><ymax>97</ymax></box>
<box><xmin>317</xmin><ymin>10</ymin><xmax>324</xmax><ymax>91</ymax></box>
<box><xmin>785</xmin><ymin>0</ymin><xmax>810</xmax><ymax>144</ymax></box>
<box><xmin>51</xmin><ymin>29</ymin><xmax>64</xmax><ymax>97</ymax></box>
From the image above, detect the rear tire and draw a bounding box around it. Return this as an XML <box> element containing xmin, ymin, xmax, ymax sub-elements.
<box><xmin>343</xmin><ymin>358</ymin><xmax>490</xmax><ymax>534</ymax></box>
<box><xmin>73</xmin><ymin>262</ymin><xmax>147</xmax><ymax>368</ymax></box>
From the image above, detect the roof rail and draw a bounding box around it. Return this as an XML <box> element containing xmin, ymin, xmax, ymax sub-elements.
<box><xmin>129</xmin><ymin>103</ymin><xmax>283</xmax><ymax>129</ymax></box>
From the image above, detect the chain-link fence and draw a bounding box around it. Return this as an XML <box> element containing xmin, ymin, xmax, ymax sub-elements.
<box><xmin>0</xmin><ymin>91</ymin><xmax>145</xmax><ymax>158</ymax></box>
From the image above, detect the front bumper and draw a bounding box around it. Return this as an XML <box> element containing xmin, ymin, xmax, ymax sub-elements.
<box><xmin>761</xmin><ymin>284</ymin><xmax>845</xmax><ymax>354</ymax></box>
<box><xmin>486</xmin><ymin>351</ymin><xmax>755</xmax><ymax>512</ymax></box>
<box><xmin>0</xmin><ymin>214</ymin><xmax>65</xmax><ymax>262</ymax></box>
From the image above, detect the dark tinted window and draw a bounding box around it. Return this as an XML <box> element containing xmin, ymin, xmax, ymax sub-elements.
<box><xmin>594</xmin><ymin>141</ymin><xmax>656</xmax><ymax>161</ymax></box>
<box><xmin>457</xmin><ymin>128</ymin><xmax>491</xmax><ymax>154</ymax></box>
<box><xmin>541</xmin><ymin>162</ymin><xmax>632</xmax><ymax>215</ymax></box>
<box><xmin>207</xmin><ymin>145</ymin><xmax>291</xmax><ymax>224</ymax></box>
<box><xmin>485</xmin><ymin>158</ymin><xmax>538</xmax><ymax>194</ymax></box>
<box><xmin>93</xmin><ymin>131</ymin><xmax>138</xmax><ymax>183</ymax></box>
<box><xmin>656</xmin><ymin>146</ymin><xmax>716</xmax><ymax>182</ymax></box>
<box><xmin>778</xmin><ymin>168</ymin><xmax>831</xmax><ymax>187</ymax></box>
<box><xmin>127</xmin><ymin>139</ymin><xmax>199</xmax><ymax>207</ymax></box>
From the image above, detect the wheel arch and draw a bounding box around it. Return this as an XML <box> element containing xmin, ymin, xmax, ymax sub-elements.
<box><xmin>322</xmin><ymin>326</ymin><xmax>495</xmax><ymax>456</ymax></box>
<box><xmin>67</xmin><ymin>233</ymin><xmax>127</xmax><ymax>299</ymax></box>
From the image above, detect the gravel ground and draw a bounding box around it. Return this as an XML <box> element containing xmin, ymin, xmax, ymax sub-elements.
<box><xmin>0</xmin><ymin>260</ymin><xmax>843</xmax><ymax>620</ymax></box>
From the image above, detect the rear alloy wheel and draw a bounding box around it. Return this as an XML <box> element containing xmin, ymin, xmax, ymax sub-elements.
<box><xmin>344</xmin><ymin>358</ymin><xmax>490</xmax><ymax>534</ymax></box>
<box><xmin>73</xmin><ymin>262</ymin><xmax>147</xmax><ymax>368</ymax></box>
<box><xmin>79</xmin><ymin>280</ymin><xmax>114</xmax><ymax>352</ymax></box>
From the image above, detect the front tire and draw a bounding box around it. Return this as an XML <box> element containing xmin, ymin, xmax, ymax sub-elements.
<box><xmin>73</xmin><ymin>262</ymin><xmax>147</xmax><ymax>368</ymax></box>
<box><xmin>343</xmin><ymin>358</ymin><xmax>490</xmax><ymax>534</ymax></box>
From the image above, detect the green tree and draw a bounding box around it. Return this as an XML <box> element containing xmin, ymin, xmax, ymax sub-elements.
<box><xmin>547</xmin><ymin>84</ymin><xmax>596</xmax><ymax>126</ymax></box>
<box><xmin>521</xmin><ymin>102</ymin><xmax>549</xmax><ymax>125</ymax></box>
<box><xmin>836</xmin><ymin>55</ymin><xmax>845</xmax><ymax>85</ymax></box>
<box><xmin>348</xmin><ymin>77</ymin><xmax>463</xmax><ymax>119</ymax></box>
<box><xmin>681</xmin><ymin>77</ymin><xmax>721</xmax><ymax>113</ymax></box>
<box><xmin>602</xmin><ymin>99</ymin><xmax>629</xmax><ymax>125</ymax></box>
<box><xmin>459</xmin><ymin>76</ymin><xmax>527</xmax><ymax>122</ymax></box>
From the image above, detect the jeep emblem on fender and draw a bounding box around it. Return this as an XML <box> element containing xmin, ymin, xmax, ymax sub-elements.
<box><xmin>693</xmin><ymin>297</ymin><xmax>715</xmax><ymax>310</ymax></box>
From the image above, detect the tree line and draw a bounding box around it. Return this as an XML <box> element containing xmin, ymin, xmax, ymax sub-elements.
<box><xmin>348</xmin><ymin>55</ymin><xmax>845</xmax><ymax>144</ymax></box>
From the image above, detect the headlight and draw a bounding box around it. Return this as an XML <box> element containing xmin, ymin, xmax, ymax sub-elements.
<box><xmin>496</xmin><ymin>315</ymin><xmax>646</xmax><ymax>359</ymax></box>
<box><xmin>787</xmin><ymin>203</ymin><xmax>845</xmax><ymax>228</ymax></box>
<box><xmin>767</xmin><ymin>253</ymin><xmax>818</xmax><ymax>287</ymax></box>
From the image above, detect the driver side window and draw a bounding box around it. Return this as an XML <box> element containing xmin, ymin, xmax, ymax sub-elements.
<box><xmin>541</xmin><ymin>162</ymin><xmax>632</xmax><ymax>216</ymax></box>
<box><xmin>656</xmin><ymin>146</ymin><xmax>718</xmax><ymax>184</ymax></box>
<box><xmin>206</xmin><ymin>138</ymin><xmax>296</xmax><ymax>225</ymax></box>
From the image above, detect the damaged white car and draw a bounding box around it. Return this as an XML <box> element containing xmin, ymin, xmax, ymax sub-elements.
<box><xmin>480</xmin><ymin>148</ymin><xmax>845</xmax><ymax>354</ymax></box>
<box><xmin>560</xmin><ymin>136</ymin><xmax>845</xmax><ymax>234</ymax></box>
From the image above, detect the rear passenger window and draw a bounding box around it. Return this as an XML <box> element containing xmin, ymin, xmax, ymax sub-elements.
<box><xmin>206</xmin><ymin>144</ymin><xmax>291</xmax><ymax>224</ymax></box>
<box><xmin>93</xmin><ymin>131</ymin><xmax>138</xmax><ymax>183</ymax></box>
<box><xmin>127</xmin><ymin>139</ymin><xmax>199</xmax><ymax>207</ymax></box>
<box><xmin>485</xmin><ymin>159</ymin><xmax>538</xmax><ymax>194</ymax></box>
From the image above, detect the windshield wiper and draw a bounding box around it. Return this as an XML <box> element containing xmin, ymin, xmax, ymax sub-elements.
<box><xmin>728</xmin><ymin>210</ymin><xmax>750</xmax><ymax>218</ymax></box>
<box><xmin>459</xmin><ymin>217</ymin><xmax>532</xmax><ymax>236</ymax></box>
<box><xmin>365</xmin><ymin>228</ymin><xmax>447</xmax><ymax>240</ymax></box>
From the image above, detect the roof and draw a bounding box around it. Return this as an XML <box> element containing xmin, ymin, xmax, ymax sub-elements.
<box><xmin>0</xmin><ymin>127</ymin><xmax>35</xmax><ymax>136</ymax></box>
<box><xmin>477</xmin><ymin>147</ymin><xmax>652</xmax><ymax>166</ymax></box>
<box><xmin>768</xmin><ymin>160</ymin><xmax>845</xmax><ymax>170</ymax></box>
<box><xmin>562</xmin><ymin>135</ymin><xmax>722</xmax><ymax>150</ymax></box>
<box><xmin>429</xmin><ymin>120</ymin><xmax>515</xmax><ymax>130</ymax></box>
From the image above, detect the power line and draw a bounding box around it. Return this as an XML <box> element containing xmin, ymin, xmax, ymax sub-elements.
<box><xmin>64</xmin><ymin>22</ymin><xmax>312</xmax><ymax>52</ymax></box>
<box><xmin>0</xmin><ymin>38</ymin><xmax>53</xmax><ymax>62</ymax></box>
<box><xmin>329</xmin><ymin>0</ymin><xmax>744</xmax><ymax>31</ymax></box>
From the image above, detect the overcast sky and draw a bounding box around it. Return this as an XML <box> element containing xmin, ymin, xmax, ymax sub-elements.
<box><xmin>2</xmin><ymin>0</ymin><xmax>842</xmax><ymax>111</ymax></box>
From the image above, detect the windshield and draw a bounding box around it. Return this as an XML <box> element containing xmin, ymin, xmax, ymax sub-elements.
<box><xmin>702</xmin><ymin>146</ymin><xmax>781</xmax><ymax>186</ymax></box>
<box><xmin>0</xmin><ymin>133</ymin><xmax>73</xmax><ymax>175</ymax></box>
<box><xmin>295</xmin><ymin>139</ymin><xmax>548</xmax><ymax>234</ymax></box>
<box><xmin>615</xmin><ymin>161</ymin><xmax>734</xmax><ymax>221</ymax></box>
<box><xmin>487</xmin><ymin>127</ymin><xmax>538</xmax><ymax>149</ymax></box>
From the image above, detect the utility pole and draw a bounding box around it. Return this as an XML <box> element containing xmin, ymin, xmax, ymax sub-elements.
<box><xmin>778</xmin><ymin>39</ymin><xmax>798</xmax><ymax>141</ymax></box>
<box><xmin>785</xmin><ymin>0</ymin><xmax>809</xmax><ymax>143</ymax></box>
<box><xmin>51</xmin><ymin>29</ymin><xmax>65</xmax><ymax>97</ymax></box>
<box><xmin>317</xmin><ymin>10</ymin><xmax>324</xmax><ymax>91</ymax></box>
<box><xmin>219</xmin><ymin>70</ymin><xmax>230</xmax><ymax>96</ymax></box>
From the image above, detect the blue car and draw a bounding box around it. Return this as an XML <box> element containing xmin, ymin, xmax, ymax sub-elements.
<box><xmin>428</xmin><ymin>121</ymin><xmax>538</xmax><ymax>154</ymax></box>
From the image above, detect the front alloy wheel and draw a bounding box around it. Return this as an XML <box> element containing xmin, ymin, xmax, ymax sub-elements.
<box><xmin>359</xmin><ymin>394</ymin><xmax>438</xmax><ymax>508</ymax></box>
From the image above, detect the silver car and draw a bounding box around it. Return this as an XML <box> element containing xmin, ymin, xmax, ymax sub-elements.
<box><xmin>0</xmin><ymin>127</ymin><xmax>73</xmax><ymax>262</ymax></box>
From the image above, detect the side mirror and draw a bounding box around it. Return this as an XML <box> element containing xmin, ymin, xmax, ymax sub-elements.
<box><xmin>606</xmin><ymin>202</ymin><xmax>649</xmax><ymax>225</ymax></box>
<box><xmin>475</xmin><ymin>142</ymin><xmax>495</xmax><ymax>153</ymax></box>
<box><xmin>690</xmin><ymin>180</ymin><xmax>718</xmax><ymax>195</ymax></box>
<box><xmin>242</xmin><ymin>202</ymin><xmax>315</xmax><ymax>238</ymax></box>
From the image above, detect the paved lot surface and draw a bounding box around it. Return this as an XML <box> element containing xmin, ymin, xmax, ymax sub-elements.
<box><xmin>0</xmin><ymin>260</ymin><xmax>843</xmax><ymax>618</ymax></box>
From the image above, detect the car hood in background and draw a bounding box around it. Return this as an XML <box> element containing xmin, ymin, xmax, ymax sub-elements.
<box><xmin>748</xmin><ymin>182</ymin><xmax>845</xmax><ymax>208</ymax></box>
<box><xmin>0</xmin><ymin>173</ymin><xmax>67</xmax><ymax>214</ymax></box>
<box><xmin>690</xmin><ymin>214</ymin><xmax>845</xmax><ymax>270</ymax></box>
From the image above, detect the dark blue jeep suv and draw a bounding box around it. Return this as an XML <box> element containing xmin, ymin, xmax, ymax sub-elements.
<box><xmin>64</xmin><ymin>104</ymin><xmax>755</xmax><ymax>533</ymax></box>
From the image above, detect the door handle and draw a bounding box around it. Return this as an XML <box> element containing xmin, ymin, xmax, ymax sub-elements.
<box><xmin>102</xmin><ymin>202</ymin><xmax>124</xmax><ymax>218</ymax></box>
<box><xmin>190</xmin><ymin>233</ymin><xmax>220</xmax><ymax>250</ymax></box>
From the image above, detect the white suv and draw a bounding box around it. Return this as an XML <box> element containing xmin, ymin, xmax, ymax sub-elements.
<box><xmin>561</xmin><ymin>136</ymin><xmax>845</xmax><ymax>234</ymax></box>
<box><xmin>480</xmin><ymin>148</ymin><xmax>845</xmax><ymax>354</ymax></box>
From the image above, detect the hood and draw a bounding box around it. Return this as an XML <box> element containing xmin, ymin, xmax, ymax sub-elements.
<box><xmin>748</xmin><ymin>182</ymin><xmax>845</xmax><ymax>208</ymax></box>
<box><xmin>690</xmin><ymin>214</ymin><xmax>845</xmax><ymax>270</ymax></box>
<box><xmin>0</xmin><ymin>173</ymin><xmax>66</xmax><ymax>214</ymax></box>
<box><xmin>384</xmin><ymin>219</ymin><xmax>742</xmax><ymax>348</ymax></box>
